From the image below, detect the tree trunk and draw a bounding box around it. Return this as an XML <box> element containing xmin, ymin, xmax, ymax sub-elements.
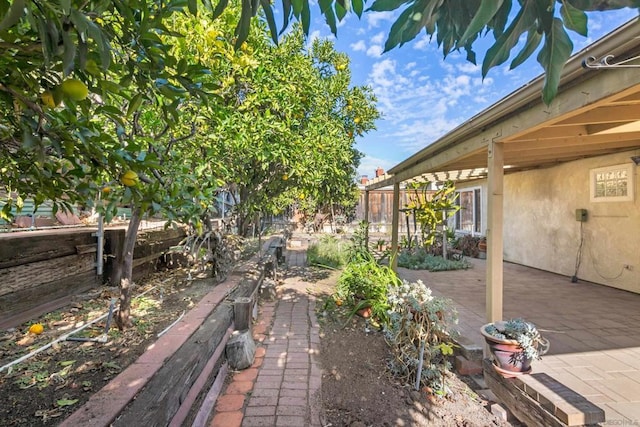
<box><xmin>115</xmin><ymin>206</ymin><xmax>143</xmax><ymax>330</ymax></box>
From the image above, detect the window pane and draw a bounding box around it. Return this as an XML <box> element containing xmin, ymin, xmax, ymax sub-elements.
<box><xmin>458</xmin><ymin>191</ymin><xmax>474</xmax><ymax>232</ymax></box>
<box><xmin>474</xmin><ymin>189</ymin><xmax>481</xmax><ymax>233</ymax></box>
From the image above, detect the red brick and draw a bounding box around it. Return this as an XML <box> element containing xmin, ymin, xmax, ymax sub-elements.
<box><xmin>210</xmin><ymin>411</ymin><xmax>242</xmax><ymax>427</ymax></box>
<box><xmin>454</xmin><ymin>355</ymin><xmax>482</xmax><ymax>376</ymax></box>
<box><xmin>251</xmin><ymin>357</ymin><xmax>264</xmax><ymax>368</ymax></box>
<box><xmin>254</xmin><ymin>324</ymin><xmax>267</xmax><ymax>334</ymax></box>
<box><xmin>216</xmin><ymin>394</ymin><xmax>245</xmax><ymax>412</ymax></box>
<box><xmin>226</xmin><ymin>380</ymin><xmax>254</xmax><ymax>394</ymax></box>
<box><xmin>255</xmin><ymin>347</ymin><xmax>267</xmax><ymax>358</ymax></box>
<box><xmin>234</xmin><ymin>368</ymin><xmax>259</xmax><ymax>382</ymax></box>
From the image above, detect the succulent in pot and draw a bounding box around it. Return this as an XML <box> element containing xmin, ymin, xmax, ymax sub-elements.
<box><xmin>480</xmin><ymin>318</ymin><xmax>550</xmax><ymax>377</ymax></box>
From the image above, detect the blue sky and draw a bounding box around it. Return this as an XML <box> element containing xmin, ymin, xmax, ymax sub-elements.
<box><xmin>302</xmin><ymin>7</ymin><xmax>636</xmax><ymax>178</ymax></box>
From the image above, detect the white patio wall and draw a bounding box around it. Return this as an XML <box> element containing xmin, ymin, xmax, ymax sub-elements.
<box><xmin>455</xmin><ymin>150</ymin><xmax>640</xmax><ymax>294</ymax></box>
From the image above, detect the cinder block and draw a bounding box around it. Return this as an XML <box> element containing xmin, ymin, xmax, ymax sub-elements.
<box><xmin>455</xmin><ymin>355</ymin><xmax>482</xmax><ymax>376</ymax></box>
<box><xmin>491</xmin><ymin>403</ymin><xmax>511</xmax><ymax>421</ymax></box>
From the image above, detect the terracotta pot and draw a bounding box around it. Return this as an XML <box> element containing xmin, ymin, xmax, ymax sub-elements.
<box><xmin>356</xmin><ymin>306</ymin><xmax>372</xmax><ymax>318</ymax></box>
<box><xmin>480</xmin><ymin>323</ymin><xmax>532</xmax><ymax>377</ymax></box>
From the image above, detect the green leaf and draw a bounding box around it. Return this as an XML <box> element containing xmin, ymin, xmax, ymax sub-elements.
<box><xmin>301</xmin><ymin>0</ymin><xmax>311</xmax><ymax>34</ymax></box>
<box><xmin>384</xmin><ymin>2</ymin><xmax>427</xmax><ymax>52</ymax></box>
<box><xmin>367</xmin><ymin>0</ymin><xmax>408</xmax><ymax>12</ymax></box>
<box><xmin>56</xmin><ymin>399</ymin><xmax>79</xmax><ymax>407</ymax></box>
<box><xmin>260</xmin><ymin>0</ymin><xmax>278</xmax><ymax>43</ymax></box>
<box><xmin>234</xmin><ymin>0</ymin><xmax>252</xmax><ymax>48</ymax></box>
<box><xmin>538</xmin><ymin>18</ymin><xmax>573</xmax><ymax>105</ymax></box>
<box><xmin>481</xmin><ymin>2</ymin><xmax>537</xmax><ymax>77</ymax></box>
<box><xmin>280</xmin><ymin>0</ymin><xmax>293</xmax><ymax>35</ymax></box>
<box><xmin>318</xmin><ymin>0</ymin><xmax>337</xmax><ymax>35</ymax></box>
<box><xmin>509</xmin><ymin>29</ymin><xmax>542</xmax><ymax>70</ymax></box>
<box><xmin>458</xmin><ymin>0</ymin><xmax>503</xmax><ymax>47</ymax></box>
<box><xmin>212</xmin><ymin>0</ymin><xmax>229</xmax><ymax>18</ymax></box>
<box><xmin>0</xmin><ymin>0</ymin><xmax>25</xmax><ymax>31</ymax></box>
<box><xmin>61</xmin><ymin>30</ymin><xmax>76</xmax><ymax>77</ymax></box>
<box><xmin>127</xmin><ymin>94</ymin><xmax>144</xmax><ymax>117</ymax></box>
<box><xmin>60</xmin><ymin>0</ymin><xmax>71</xmax><ymax>14</ymax></box>
<box><xmin>560</xmin><ymin>2</ymin><xmax>588</xmax><ymax>36</ymax></box>
<box><xmin>335</xmin><ymin>1</ymin><xmax>347</xmax><ymax>21</ymax></box>
<box><xmin>352</xmin><ymin>0</ymin><xmax>364</xmax><ymax>16</ymax></box>
<box><xmin>59</xmin><ymin>360</ymin><xmax>76</xmax><ymax>367</ymax></box>
<box><xmin>188</xmin><ymin>0</ymin><xmax>198</xmax><ymax>15</ymax></box>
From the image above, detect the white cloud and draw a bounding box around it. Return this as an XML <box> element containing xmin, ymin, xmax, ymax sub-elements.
<box><xmin>456</xmin><ymin>62</ymin><xmax>480</xmax><ymax>74</ymax></box>
<box><xmin>405</xmin><ymin>62</ymin><xmax>417</xmax><ymax>70</ymax></box>
<box><xmin>366</xmin><ymin>45</ymin><xmax>383</xmax><ymax>57</ymax></box>
<box><xmin>366</xmin><ymin>11</ymin><xmax>395</xmax><ymax>28</ymax></box>
<box><xmin>371</xmin><ymin>32</ymin><xmax>385</xmax><ymax>44</ymax></box>
<box><xmin>351</xmin><ymin>40</ymin><xmax>366</xmax><ymax>52</ymax></box>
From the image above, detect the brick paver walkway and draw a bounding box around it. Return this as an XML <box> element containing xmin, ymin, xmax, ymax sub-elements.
<box><xmin>211</xmin><ymin>241</ymin><xmax>322</xmax><ymax>427</ymax></box>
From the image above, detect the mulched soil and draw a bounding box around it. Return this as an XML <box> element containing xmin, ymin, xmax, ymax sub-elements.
<box><xmin>0</xmin><ymin>268</ymin><xmax>214</xmax><ymax>427</ymax></box>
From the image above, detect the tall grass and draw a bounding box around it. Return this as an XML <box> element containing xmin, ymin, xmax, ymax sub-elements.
<box><xmin>307</xmin><ymin>235</ymin><xmax>349</xmax><ymax>269</ymax></box>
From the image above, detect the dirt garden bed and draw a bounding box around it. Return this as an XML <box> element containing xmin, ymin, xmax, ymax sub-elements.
<box><xmin>293</xmin><ymin>266</ymin><xmax>520</xmax><ymax>427</ymax></box>
<box><xmin>0</xmin><ymin>267</ymin><xmax>216</xmax><ymax>426</ymax></box>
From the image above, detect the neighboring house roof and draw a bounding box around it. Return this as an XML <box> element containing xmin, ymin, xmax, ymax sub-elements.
<box><xmin>367</xmin><ymin>17</ymin><xmax>640</xmax><ymax>189</ymax></box>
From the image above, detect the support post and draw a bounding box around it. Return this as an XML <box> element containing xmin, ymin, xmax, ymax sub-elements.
<box><xmin>364</xmin><ymin>190</ymin><xmax>370</xmax><ymax>246</ymax></box>
<box><xmin>391</xmin><ymin>182</ymin><xmax>400</xmax><ymax>271</ymax></box>
<box><xmin>234</xmin><ymin>297</ymin><xmax>253</xmax><ymax>331</ymax></box>
<box><xmin>486</xmin><ymin>141</ymin><xmax>504</xmax><ymax>325</ymax></box>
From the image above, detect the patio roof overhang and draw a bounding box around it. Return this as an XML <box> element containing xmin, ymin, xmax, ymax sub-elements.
<box><xmin>366</xmin><ymin>17</ymin><xmax>640</xmax><ymax>190</ymax></box>
<box><xmin>363</xmin><ymin>17</ymin><xmax>640</xmax><ymax>327</ymax></box>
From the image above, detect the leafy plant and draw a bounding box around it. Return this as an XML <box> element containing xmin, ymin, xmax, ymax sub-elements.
<box><xmin>307</xmin><ymin>235</ymin><xmax>349</xmax><ymax>269</ymax></box>
<box><xmin>398</xmin><ymin>247</ymin><xmax>470</xmax><ymax>272</ymax></box>
<box><xmin>335</xmin><ymin>252</ymin><xmax>400</xmax><ymax>324</ymax></box>
<box><xmin>484</xmin><ymin>318</ymin><xmax>550</xmax><ymax>363</ymax></box>
<box><xmin>404</xmin><ymin>181</ymin><xmax>460</xmax><ymax>251</ymax></box>
<box><xmin>347</xmin><ymin>220</ymin><xmax>370</xmax><ymax>262</ymax></box>
<box><xmin>385</xmin><ymin>280</ymin><xmax>458</xmax><ymax>396</ymax></box>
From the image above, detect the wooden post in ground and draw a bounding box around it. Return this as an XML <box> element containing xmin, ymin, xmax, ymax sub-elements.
<box><xmin>486</xmin><ymin>141</ymin><xmax>504</xmax><ymax>325</ymax></box>
<box><xmin>391</xmin><ymin>182</ymin><xmax>400</xmax><ymax>272</ymax></box>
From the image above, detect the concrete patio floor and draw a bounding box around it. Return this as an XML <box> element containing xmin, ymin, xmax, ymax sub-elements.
<box><xmin>398</xmin><ymin>258</ymin><xmax>640</xmax><ymax>424</ymax></box>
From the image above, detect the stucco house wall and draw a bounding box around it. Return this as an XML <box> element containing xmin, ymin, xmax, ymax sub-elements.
<box><xmin>504</xmin><ymin>151</ymin><xmax>639</xmax><ymax>293</ymax></box>
<box><xmin>458</xmin><ymin>151</ymin><xmax>639</xmax><ymax>293</ymax></box>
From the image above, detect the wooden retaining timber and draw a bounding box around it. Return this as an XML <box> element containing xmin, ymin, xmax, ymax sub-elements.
<box><xmin>111</xmin><ymin>239</ymin><xmax>280</xmax><ymax>427</ymax></box>
<box><xmin>483</xmin><ymin>358</ymin><xmax>605</xmax><ymax>426</ymax></box>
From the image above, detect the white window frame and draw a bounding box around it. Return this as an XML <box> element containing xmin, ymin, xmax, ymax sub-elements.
<box><xmin>454</xmin><ymin>186</ymin><xmax>482</xmax><ymax>236</ymax></box>
<box><xmin>589</xmin><ymin>163</ymin><xmax>635</xmax><ymax>203</ymax></box>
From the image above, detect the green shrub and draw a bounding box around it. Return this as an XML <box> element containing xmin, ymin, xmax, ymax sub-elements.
<box><xmin>335</xmin><ymin>251</ymin><xmax>400</xmax><ymax>324</ymax></box>
<box><xmin>307</xmin><ymin>235</ymin><xmax>349</xmax><ymax>269</ymax></box>
<box><xmin>398</xmin><ymin>247</ymin><xmax>470</xmax><ymax>271</ymax></box>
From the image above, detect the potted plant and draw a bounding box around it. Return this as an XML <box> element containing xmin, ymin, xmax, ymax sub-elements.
<box><xmin>480</xmin><ymin>318</ymin><xmax>549</xmax><ymax>378</ymax></box>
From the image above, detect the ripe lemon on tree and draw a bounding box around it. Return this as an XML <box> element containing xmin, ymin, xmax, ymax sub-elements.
<box><xmin>354</xmin><ymin>117</ymin><xmax>361</xmax><ymax>124</ymax></box>
<box><xmin>120</xmin><ymin>170</ymin><xmax>139</xmax><ymax>187</ymax></box>
<box><xmin>60</xmin><ymin>78</ymin><xmax>89</xmax><ymax>101</ymax></box>
<box><xmin>41</xmin><ymin>90</ymin><xmax>56</xmax><ymax>108</ymax></box>
<box><xmin>102</xmin><ymin>186</ymin><xmax>111</xmax><ymax>195</ymax></box>
<box><xmin>29</xmin><ymin>323</ymin><xmax>44</xmax><ymax>335</ymax></box>
<box><xmin>282</xmin><ymin>174</ymin><xmax>288</xmax><ymax>181</ymax></box>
